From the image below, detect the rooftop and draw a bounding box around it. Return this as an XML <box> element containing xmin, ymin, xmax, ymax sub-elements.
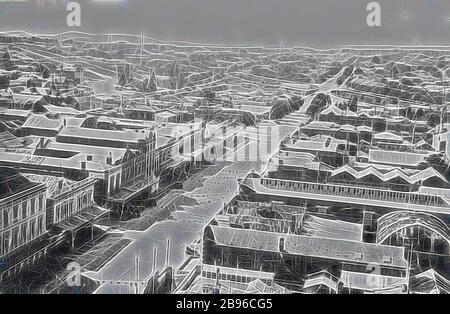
<box><xmin>208</xmin><ymin>225</ymin><xmax>407</xmax><ymax>268</ymax></box>
<box><xmin>0</xmin><ymin>167</ymin><xmax>40</xmax><ymax>200</ymax></box>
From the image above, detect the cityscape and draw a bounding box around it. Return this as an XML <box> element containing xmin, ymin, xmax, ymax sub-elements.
<box><xmin>0</xmin><ymin>31</ymin><xmax>449</xmax><ymax>294</ymax></box>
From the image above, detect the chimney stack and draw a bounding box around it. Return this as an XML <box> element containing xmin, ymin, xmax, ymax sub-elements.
<box><xmin>106</xmin><ymin>151</ymin><xmax>113</xmax><ymax>165</ymax></box>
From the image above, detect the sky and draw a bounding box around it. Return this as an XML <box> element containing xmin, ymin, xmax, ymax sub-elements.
<box><xmin>0</xmin><ymin>0</ymin><xmax>450</xmax><ymax>47</ymax></box>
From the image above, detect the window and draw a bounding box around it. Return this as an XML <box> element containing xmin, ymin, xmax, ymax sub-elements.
<box><xmin>55</xmin><ymin>205</ymin><xmax>60</xmax><ymax>223</ymax></box>
<box><xmin>30</xmin><ymin>221</ymin><xmax>36</xmax><ymax>238</ymax></box>
<box><xmin>39</xmin><ymin>216</ymin><xmax>45</xmax><ymax>234</ymax></box>
<box><xmin>38</xmin><ymin>195</ymin><xmax>43</xmax><ymax>212</ymax></box>
<box><xmin>3</xmin><ymin>210</ymin><xmax>9</xmax><ymax>228</ymax></box>
<box><xmin>30</xmin><ymin>198</ymin><xmax>36</xmax><ymax>216</ymax></box>
<box><xmin>12</xmin><ymin>228</ymin><xmax>19</xmax><ymax>250</ymax></box>
<box><xmin>26</xmin><ymin>222</ymin><xmax>31</xmax><ymax>241</ymax></box>
<box><xmin>83</xmin><ymin>194</ymin><xmax>88</xmax><ymax>209</ymax></box>
<box><xmin>3</xmin><ymin>231</ymin><xmax>10</xmax><ymax>254</ymax></box>
<box><xmin>21</xmin><ymin>225</ymin><xmax>26</xmax><ymax>245</ymax></box>
<box><xmin>109</xmin><ymin>177</ymin><xmax>114</xmax><ymax>195</ymax></box>
<box><xmin>37</xmin><ymin>217</ymin><xmax>42</xmax><ymax>235</ymax></box>
<box><xmin>12</xmin><ymin>205</ymin><xmax>19</xmax><ymax>222</ymax></box>
<box><xmin>22</xmin><ymin>202</ymin><xmax>28</xmax><ymax>220</ymax></box>
<box><xmin>87</xmin><ymin>191</ymin><xmax>93</xmax><ymax>205</ymax></box>
<box><xmin>115</xmin><ymin>175</ymin><xmax>120</xmax><ymax>194</ymax></box>
<box><xmin>30</xmin><ymin>197</ymin><xmax>36</xmax><ymax>214</ymax></box>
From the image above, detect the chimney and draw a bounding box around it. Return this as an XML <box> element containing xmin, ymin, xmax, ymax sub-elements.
<box><xmin>106</xmin><ymin>151</ymin><xmax>113</xmax><ymax>165</ymax></box>
<box><xmin>39</xmin><ymin>137</ymin><xmax>45</xmax><ymax>149</ymax></box>
<box><xmin>58</xmin><ymin>179</ymin><xmax>63</xmax><ymax>190</ymax></box>
<box><xmin>81</xmin><ymin>161</ymin><xmax>86</xmax><ymax>171</ymax></box>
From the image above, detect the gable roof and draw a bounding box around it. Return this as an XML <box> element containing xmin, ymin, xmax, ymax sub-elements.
<box><xmin>331</xmin><ymin>165</ymin><xmax>447</xmax><ymax>185</ymax></box>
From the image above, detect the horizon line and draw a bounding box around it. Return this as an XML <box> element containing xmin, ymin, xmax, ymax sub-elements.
<box><xmin>2</xmin><ymin>30</ymin><xmax>450</xmax><ymax>52</ymax></box>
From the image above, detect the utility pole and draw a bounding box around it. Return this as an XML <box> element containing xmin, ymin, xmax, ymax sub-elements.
<box><xmin>165</xmin><ymin>237</ymin><xmax>170</xmax><ymax>268</ymax></box>
<box><xmin>140</xmin><ymin>33</ymin><xmax>144</xmax><ymax>66</ymax></box>
<box><xmin>134</xmin><ymin>254</ymin><xmax>140</xmax><ymax>294</ymax></box>
<box><xmin>406</xmin><ymin>241</ymin><xmax>414</xmax><ymax>294</ymax></box>
<box><xmin>152</xmin><ymin>247</ymin><xmax>157</xmax><ymax>294</ymax></box>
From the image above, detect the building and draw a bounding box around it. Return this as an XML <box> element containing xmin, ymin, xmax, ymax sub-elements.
<box><xmin>0</xmin><ymin>167</ymin><xmax>47</xmax><ymax>279</ymax></box>
<box><xmin>0</xmin><ymin>168</ymin><xmax>47</xmax><ymax>257</ymax></box>
<box><xmin>22</xmin><ymin>174</ymin><xmax>98</xmax><ymax>227</ymax></box>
